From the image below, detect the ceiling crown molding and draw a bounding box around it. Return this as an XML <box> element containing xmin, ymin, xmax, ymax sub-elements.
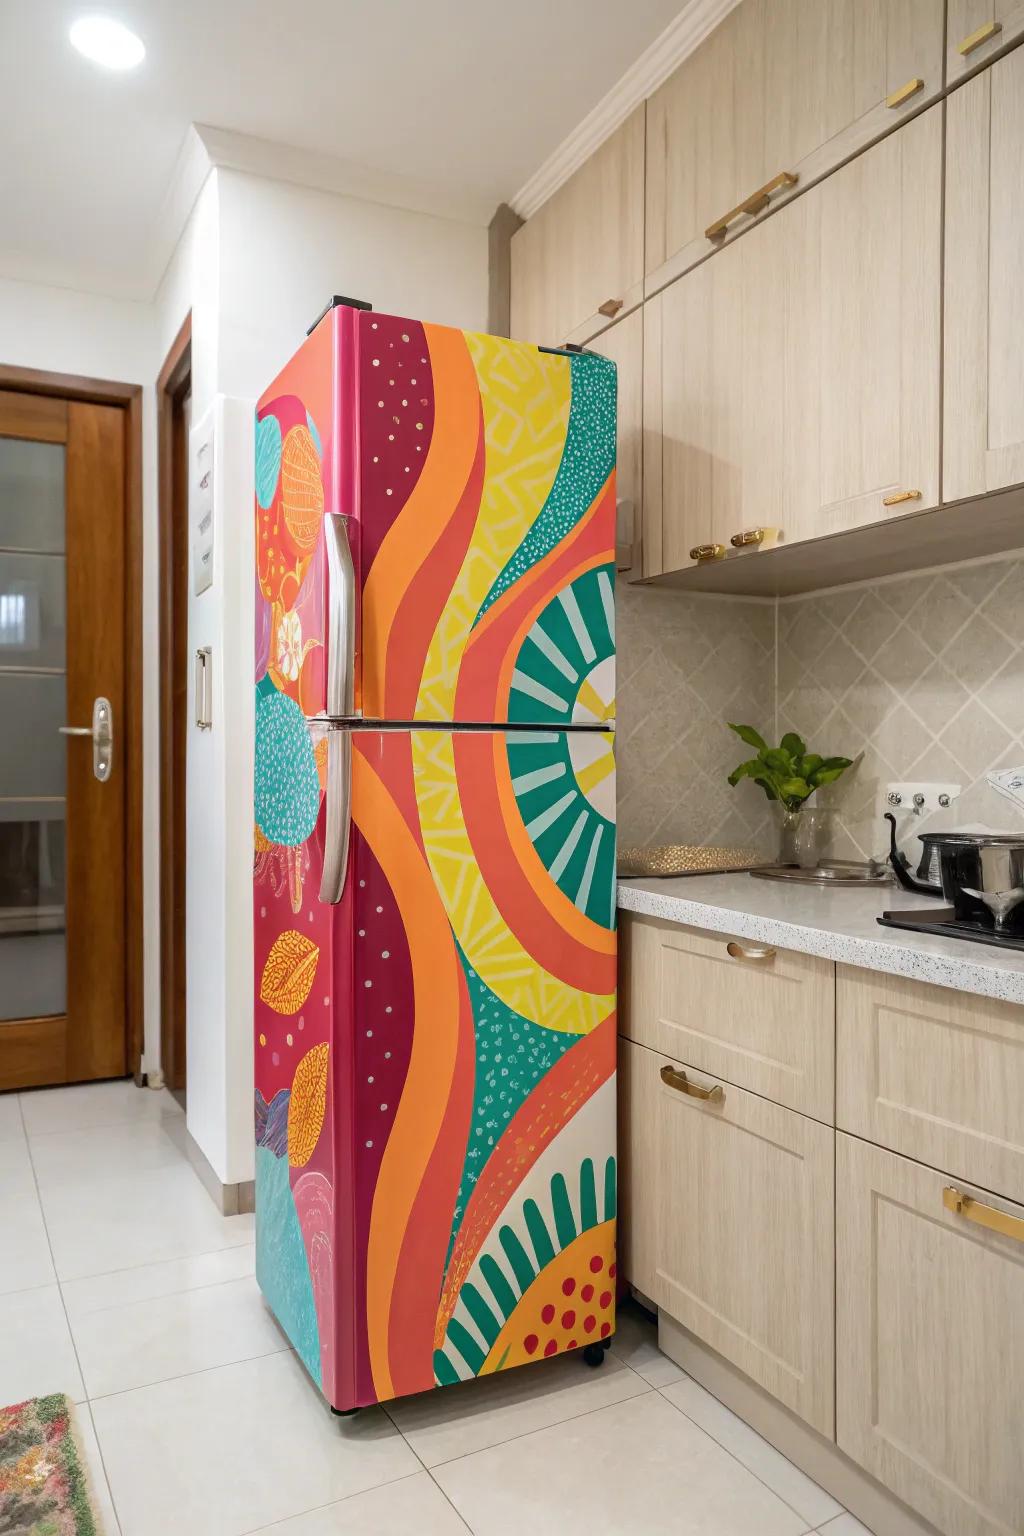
<box><xmin>510</xmin><ymin>0</ymin><xmax>740</xmax><ymax>221</ymax></box>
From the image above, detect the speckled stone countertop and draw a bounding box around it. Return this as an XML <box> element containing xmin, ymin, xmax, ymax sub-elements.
<box><xmin>617</xmin><ymin>874</ymin><xmax>1024</xmax><ymax>1006</ymax></box>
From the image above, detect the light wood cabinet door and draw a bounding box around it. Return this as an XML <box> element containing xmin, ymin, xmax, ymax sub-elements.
<box><xmin>944</xmin><ymin>46</ymin><xmax>1024</xmax><ymax>502</ymax></box>
<box><xmin>620</xmin><ymin>914</ymin><xmax>835</xmax><ymax>1121</ymax></box>
<box><xmin>588</xmin><ymin>310</ymin><xmax>643</xmax><ymax>574</ymax></box>
<box><xmin>837</xmin><ymin>1134</ymin><xmax>1024</xmax><ymax>1536</ymax></box>
<box><xmin>656</xmin><ymin>1056</ymin><xmax>835</xmax><ymax>1435</ymax></box>
<box><xmin>947</xmin><ymin>0</ymin><xmax>1024</xmax><ymax>84</ymax></box>
<box><xmin>837</xmin><ymin>966</ymin><xmax>1024</xmax><ymax>1201</ymax></box>
<box><xmin>617</xmin><ymin>1036</ymin><xmax>659</xmax><ymax>1300</ymax></box>
<box><xmin>510</xmin><ymin>106</ymin><xmax>645</xmax><ymax>349</ymax></box>
<box><xmin>645</xmin><ymin>0</ymin><xmax>944</xmax><ymax>296</ymax></box>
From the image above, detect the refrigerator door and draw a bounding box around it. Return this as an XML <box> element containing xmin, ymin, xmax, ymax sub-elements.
<box><xmin>252</xmin><ymin>721</ymin><xmax>618</xmax><ymax>1411</ymax></box>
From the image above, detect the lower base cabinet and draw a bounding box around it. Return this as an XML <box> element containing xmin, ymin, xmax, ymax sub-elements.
<box><xmin>836</xmin><ymin>1133</ymin><xmax>1024</xmax><ymax>1536</ymax></box>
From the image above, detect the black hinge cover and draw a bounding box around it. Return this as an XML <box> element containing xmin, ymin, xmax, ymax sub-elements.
<box><xmin>307</xmin><ymin>295</ymin><xmax>373</xmax><ymax>336</ymax></box>
<box><xmin>538</xmin><ymin>342</ymin><xmax>588</xmax><ymax>355</ymax></box>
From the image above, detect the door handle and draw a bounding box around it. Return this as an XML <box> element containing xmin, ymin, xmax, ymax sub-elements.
<box><xmin>324</xmin><ymin>514</ymin><xmax>356</xmax><ymax>718</ymax></box>
<box><xmin>660</xmin><ymin>1064</ymin><xmax>725</xmax><ymax>1104</ymax></box>
<box><xmin>59</xmin><ymin>696</ymin><xmax>113</xmax><ymax>782</ymax></box>
<box><xmin>943</xmin><ymin>1185</ymin><xmax>1024</xmax><ymax>1244</ymax></box>
<box><xmin>319</xmin><ymin>729</ymin><xmax>352</xmax><ymax>904</ymax></box>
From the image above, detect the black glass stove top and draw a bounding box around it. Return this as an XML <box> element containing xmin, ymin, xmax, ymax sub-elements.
<box><xmin>878</xmin><ymin>907</ymin><xmax>1024</xmax><ymax>953</ymax></box>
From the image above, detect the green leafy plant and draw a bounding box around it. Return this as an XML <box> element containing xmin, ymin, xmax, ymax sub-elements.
<box><xmin>727</xmin><ymin>725</ymin><xmax>852</xmax><ymax>811</ymax></box>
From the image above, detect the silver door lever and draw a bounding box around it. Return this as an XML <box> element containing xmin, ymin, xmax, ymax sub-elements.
<box><xmin>59</xmin><ymin>696</ymin><xmax>113</xmax><ymax>782</ymax></box>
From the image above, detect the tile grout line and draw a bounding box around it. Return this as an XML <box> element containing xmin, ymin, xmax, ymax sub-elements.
<box><xmin>379</xmin><ymin>1400</ymin><xmax>476</xmax><ymax>1534</ymax></box>
<box><xmin>65</xmin><ymin>1263</ymin><xmax>260</xmax><ymax>1322</ymax></box>
<box><xmin>233</xmin><ymin>1470</ymin><xmax>430</xmax><ymax>1536</ymax></box>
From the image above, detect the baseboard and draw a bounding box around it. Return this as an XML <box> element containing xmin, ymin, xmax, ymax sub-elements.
<box><xmin>185</xmin><ymin>1129</ymin><xmax>255</xmax><ymax>1217</ymax></box>
<box><xmin>658</xmin><ymin>1314</ymin><xmax>941</xmax><ymax>1536</ymax></box>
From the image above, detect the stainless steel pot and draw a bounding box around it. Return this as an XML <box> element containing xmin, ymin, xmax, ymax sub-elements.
<box><xmin>885</xmin><ymin>813</ymin><xmax>1024</xmax><ymax>934</ymax></box>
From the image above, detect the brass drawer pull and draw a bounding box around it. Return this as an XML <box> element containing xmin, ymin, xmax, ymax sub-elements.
<box><xmin>958</xmin><ymin>19</ymin><xmax>1002</xmax><ymax>55</ymax></box>
<box><xmin>661</xmin><ymin>1064</ymin><xmax>725</xmax><ymax>1104</ymax></box>
<box><xmin>705</xmin><ymin>171</ymin><xmax>798</xmax><ymax>243</ymax></box>
<box><xmin>882</xmin><ymin>488</ymin><xmax>922</xmax><ymax>507</ymax></box>
<box><xmin>726</xmin><ymin>940</ymin><xmax>777</xmax><ymax>962</ymax></box>
<box><xmin>689</xmin><ymin>542</ymin><xmax>726</xmax><ymax>563</ymax></box>
<box><xmin>731</xmin><ymin>527</ymin><xmax>766</xmax><ymax>549</ymax></box>
<box><xmin>943</xmin><ymin>1185</ymin><xmax>1024</xmax><ymax>1244</ymax></box>
<box><xmin>886</xmin><ymin>77</ymin><xmax>925</xmax><ymax>109</ymax></box>
<box><xmin>598</xmin><ymin>297</ymin><xmax>624</xmax><ymax>318</ymax></box>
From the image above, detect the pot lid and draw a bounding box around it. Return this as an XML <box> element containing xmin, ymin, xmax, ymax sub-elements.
<box><xmin>918</xmin><ymin>830</ymin><xmax>1024</xmax><ymax>847</ymax></box>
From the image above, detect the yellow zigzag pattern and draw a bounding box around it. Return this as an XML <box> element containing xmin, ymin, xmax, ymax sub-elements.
<box><xmin>412</xmin><ymin>731</ymin><xmax>612</xmax><ymax>1034</ymax></box>
<box><xmin>415</xmin><ymin>334</ymin><xmax>572</xmax><ymax>721</ymax></box>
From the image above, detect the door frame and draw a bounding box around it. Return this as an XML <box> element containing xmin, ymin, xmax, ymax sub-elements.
<box><xmin>0</xmin><ymin>362</ymin><xmax>144</xmax><ymax>1079</ymax></box>
<box><xmin>156</xmin><ymin>315</ymin><xmax>191</xmax><ymax>1094</ymax></box>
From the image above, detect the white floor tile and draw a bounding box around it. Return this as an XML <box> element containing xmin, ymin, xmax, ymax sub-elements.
<box><xmin>74</xmin><ymin>1404</ymin><xmax>122</xmax><ymax>1535</ymax></box>
<box><xmin>73</xmin><ymin>1272</ymin><xmax>288</xmax><ymax>1397</ymax></box>
<box><xmin>29</xmin><ymin>1119</ymin><xmax>196</xmax><ymax>1192</ymax></box>
<box><xmin>39</xmin><ymin>1162</ymin><xmax>253</xmax><ymax>1280</ymax></box>
<box><xmin>20</xmin><ymin>1080</ymin><xmax>182</xmax><ymax>1136</ymax></box>
<box><xmin>0</xmin><ymin>1189</ymin><xmax>56</xmax><ymax>1294</ymax></box>
<box><xmin>818</xmin><ymin>1515</ymin><xmax>875</xmax><ymax>1535</ymax></box>
<box><xmin>433</xmin><ymin>1390</ymin><xmax>809</xmax><ymax>1536</ymax></box>
<box><xmin>0</xmin><ymin>1284</ymin><xmax>85</xmax><ymax>1403</ymax></box>
<box><xmin>386</xmin><ymin>1348</ymin><xmax>650</xmax><ymax>1469</ymax></box>
<box><xmin>61</xmin><ymin>1243</ymin><xmax>255</xmax><ymax>1321</ymax></box>
<box><xmin>607</xmin><ymin>1299</ymin><xmax>686</xmax><ymax>1387</ymax></box>
<box><xmin>0</xmin><ymin>1132</ymin><xmax>39</xmax><ymax>1198</ymax></box>
<box><xmin>663</xmin><ymin>1376</ymin><xmax>843</xmax><ymax>1527</ymax></box>
<box><xmin>248</xmin><ymin>1473</ymin><xmax>469</xmax><ymax>1534</ymax></box>
<box><xmin>0</xmin><ymin>1090</ymin><xmax>24</xmax><ymax>1140</ymax></box>
<box><xmin>91</xmin><ymin>1351</ymin><xmax>420</xmax><ymax>1536</ymax></box>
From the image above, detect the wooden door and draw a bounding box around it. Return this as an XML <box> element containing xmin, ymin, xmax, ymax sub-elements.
<box><xmin>587</xmin><ymin>310</ymin><xmax>643</xmax><ymax>573</ymax></box>
<box><xmin>655</xmin><ymin>1057</ymin><xmax>835</xmax><ymax>1435</ymax></box>
<box><xmin>510</xmin><ymin>106</ymin><xmax>645</xmax><ymax>349</ymax></box>
<box><xmin>947</xmin><ymin>0</ymin><xmax>1024</xmax><ymax>83</ymax></box>
<box><xmin>837</xmin><ymin>1134</ymin><xmax>1024</xmax><ymax>1536</ymax></box>
<box><xmin>944</xmin><ymin>46</ymin><xmax>1024</xmax><ymax>502</ymax></box>
<box><xmin>0</xmin><ymin>391</ymin><xmax>127</xmax><ymax>1089</ymax></box>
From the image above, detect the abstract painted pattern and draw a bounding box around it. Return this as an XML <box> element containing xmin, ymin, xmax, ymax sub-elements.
<box><xmin>254</xmin><ymin>303</ymin><xmax>617</xmax><ymax>1412</ymax></box>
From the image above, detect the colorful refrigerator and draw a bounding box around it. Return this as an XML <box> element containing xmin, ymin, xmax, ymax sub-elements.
<box><xmin>253</xmin><ymin>298</ymin><xmax>617</xmax><ymax>1411</ymax></box>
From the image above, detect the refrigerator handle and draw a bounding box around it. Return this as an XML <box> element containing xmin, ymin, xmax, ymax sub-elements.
<box><xmin>324</xmin><ymin>514</ymin><xmax>356</xmax><ymax>717</ymax></box>
<box><xmin>319</xmin><ymin>729</ymin><xmax>352</xmax><ymax>904</ymax></box>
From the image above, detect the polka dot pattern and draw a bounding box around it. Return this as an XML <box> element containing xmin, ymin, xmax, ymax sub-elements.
<box><xmin>254</xmin><ymin>683</ymin><xmax>321</xmax><ymax>848</ymax></box>
<box><xmin>359</xmin><ymin>314</ymin><xmax>435</xmax><ymax>574</ymax></box>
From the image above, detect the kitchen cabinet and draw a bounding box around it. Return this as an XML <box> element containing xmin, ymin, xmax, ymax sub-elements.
<box><xmin>944</xmin><ymin>44</ymin><xmax>1024</xmax><ymax>502</ymax></box>
<box><xmin>587</xmin><ymin>310</ymin><xmax>643</xmax><ymax>573</ymax></box>
<box><xmin>837</xmin><ymin>1133</ymin><xmax>1024</xmax><ymax>1536</ymax></box>
<box><xmin>621</xmin><ymin>913</ymin><xmax>834</xmax><ymax>1121</ymax></box>
<box><xmin>648</xmin><ymin>107</ymin><xmax>941</xmax><ymax>576</ymax></box>
<box><xmin>509</xmin><ymin>106</ymin><xmax>645</xmax><ymax>350</ymax></box>
<box><xmin>947</xmin><ymin>1</ymin><xmax>1024</xmax><ymax>83</ymax></box>
<box><xmin>645</xmin><ymin>0</ymin><xmax>945</xmax><ymax>296</ymax></box>
<box><xmin>618</xmin><ymin>1037</ymin><xmax>659</xmax><ymax>1301</ymax></box>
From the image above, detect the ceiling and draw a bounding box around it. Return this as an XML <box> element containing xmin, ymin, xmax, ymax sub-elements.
<box><xmin>1</xmin><ymin>0</ymin><xmax>684</xmax><ymax>300</ymax></box>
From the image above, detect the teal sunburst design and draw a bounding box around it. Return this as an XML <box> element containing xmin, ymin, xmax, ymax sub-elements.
<box><xmin>508</xmin><ymin>564</ymin><xmax>615</xmax><ymax>727</ymax></box>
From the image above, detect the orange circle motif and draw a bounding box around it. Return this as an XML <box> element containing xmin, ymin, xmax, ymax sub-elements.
<box><xmin>281</xmin><ymin>425</ymin><xmax>324</xmax><ymax>552</ymax></box>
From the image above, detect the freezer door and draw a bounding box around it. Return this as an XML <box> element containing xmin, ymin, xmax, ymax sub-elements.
<box><xmin>354</xmin><ymin>311</ymin><xmax>617</xmax><ymax>726</ymax></box>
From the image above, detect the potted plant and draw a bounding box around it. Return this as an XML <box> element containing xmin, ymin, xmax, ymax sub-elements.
<box><xmin>726</xmin><ymin>725</ymin><xmax>853</xmax><ymax>867</ymax></box>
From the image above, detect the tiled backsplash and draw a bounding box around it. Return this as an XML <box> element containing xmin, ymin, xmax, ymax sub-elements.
<box><xmin>777</xmin><ymin>555</ymin><xmax>1024</xmax><ymax>862</ymax></box>
<box><xmin>617</xmin><ymin>552</ymin><xmax>1024</xmax><ymax>863</ymax></box>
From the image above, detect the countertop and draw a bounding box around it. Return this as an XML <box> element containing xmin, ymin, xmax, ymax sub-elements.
<box><xmin>617</xmin><ymin>873</ymin><xmax>1024</xmax><ymax>1006</ymax></box>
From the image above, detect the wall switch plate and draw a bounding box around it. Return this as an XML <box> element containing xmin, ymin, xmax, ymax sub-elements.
<box><xmin>884</xmin><ymin>781</ymin><xmax>961</xmax><ymax>815</ymax></box>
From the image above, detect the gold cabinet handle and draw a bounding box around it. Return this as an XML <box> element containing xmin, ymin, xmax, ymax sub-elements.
<box><xmin>730</xmin><ymin>527</ymin><xmax>766</xmax><ymax>549</ymax></box>
<box><xmin>689</xmin><ymin>542</ymin><xmax>726</xmax><ymax>563</ymax></box>
<box><xmin>726</xmin><ymin>940</ymin><xmax>777</xmax><ymax>962</ymax></box>
<box><xmin>598</xmin><ymin>297</ymin><xmax>624</xmax><ymax>318</ymax></box>
<box><xmin>886</xmin><ymin>77</ymin><xmax>925</xmax><ymax>109</ymax></box>
<box><xmin>943</xmin><ymin>1185</ymin><xmax>1024</xmax><ymax>1244</ymax></box>
<box><xmin>660</xmin><ymin>1064</ymin><xmax>725</xmax><ymax>1105</ymax></box>
<box><xmin>958</xmin><ymin>19</ymin><xmax>1002</xmax><ymax>55</ymax></box>
<box><xmin>882</xmin><ymin>489</ymin><xmax>922</xmax><ymax>507</ymax></box>
<box><xmin>706</xmin><ymin>172</ymin><xmax>798</xmax><ymax>243</ymax></box>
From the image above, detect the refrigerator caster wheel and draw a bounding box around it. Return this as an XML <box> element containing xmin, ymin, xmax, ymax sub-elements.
<box><xmin>331</xmin><ymin>1406</ymin><xmax>359</xmax><ymax>1417</ymax></box>
<box><xmin>582</xmin><ymin>1343</ymin><xmax>605</xmax><ymax>1368</ymax></box>
<box><xmin>601</xmin><ymin>1336</ymin><xmax>613</xmax><ymax>1351</ymax></box>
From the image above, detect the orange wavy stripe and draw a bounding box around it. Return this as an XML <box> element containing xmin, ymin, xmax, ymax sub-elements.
<box><xmin>355</xmin><ymin>744</ymin><xmax>465</xmax><ymax>1402</ymax></box>
<box><xmin>436</xmin><ymin>1010</ymin><xmax>616</xmax><ymax>1343</ymax></box>
<box><xmin>453</xmin><ymin>731</ymin><xmax>615</xmax><ymax>986</ymax></box>
<box><xmin>361</xmin><ymin>327</ymin><xmax>480</xmax><ymax>719</ymax></box>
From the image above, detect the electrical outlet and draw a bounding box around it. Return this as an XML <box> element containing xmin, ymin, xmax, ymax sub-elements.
<box><xmin>884</xmin><ymin>781</ymin><xmax>961</xmax><ymax>816</ymax></box>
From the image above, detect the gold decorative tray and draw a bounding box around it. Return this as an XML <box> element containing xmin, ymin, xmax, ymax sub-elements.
<box><xmin>617</xmin><ymin>844</ymin><xmax>769</xmax><ymax>878</ymax></box>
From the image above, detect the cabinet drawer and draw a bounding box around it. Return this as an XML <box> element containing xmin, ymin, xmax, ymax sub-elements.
<box><xmin>656</xmin><ymin>1051</ymin><xmax>834</xmax><ymax>1436</ymax></box>
<box><xmin>837</xmin><ymin>1134</ymin><xmax>1024</xmax><ymax>1536</ymax></box>
<box><xmin>620</xmin><ymin>913</ymin><xmax>834</xmax><ymax>1120</ymax></box>
<box><xmin>837</xmin><ymin>966</ymin><xmax>1024</xmax><ymax>1201</ymax></box>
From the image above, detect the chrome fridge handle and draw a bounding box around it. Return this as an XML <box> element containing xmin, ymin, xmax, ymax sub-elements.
<box><xmin>319</xmin><ymin>729</ymin><xmax>352</xmax><ymax>904</ymax></box>
<box><xmin>324</xmin><ymin>513</ymin><xmax>356</xmax><ymax>718</ymax></box>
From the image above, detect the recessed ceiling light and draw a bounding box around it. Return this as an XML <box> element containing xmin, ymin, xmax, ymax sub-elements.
<box><xmin>69</xmin><ymin>15</ymin><xmax>145</xmax><ymax>71</ymax></box>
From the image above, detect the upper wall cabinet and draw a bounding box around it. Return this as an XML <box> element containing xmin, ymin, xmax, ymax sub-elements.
<box><xmin>509</xmin><ymin>106</ymin><xmax>645</xmax><ymax>350</ymax></box>
<box><xmin>944</xmin><ymin>44</ymin><xmax>1024</xmax><ymax>502</ymax></box>
<box><xmin>646</xmin><ymin>107</ymin><xmax>942</xmax><ymax>578</ymax></box>
<box><xmin>645</xmin><ymin>0</ymin><xmax>945</xmax><ymax>296</ymax></box>
<box><xmin>947</xmin><ymin>0</ymin><xmax>1024</xmax><ymax>83</ymax></box>
<box><xmin>587</xmin><ymin>309</ymin><xmax>644</xmax><ymax>573</ymax></box>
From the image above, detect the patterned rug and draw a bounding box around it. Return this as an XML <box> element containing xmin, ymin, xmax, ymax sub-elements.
<box><xmin>0</xmin><ymin>1395</ymin><xmax>103</xmax><ymax>1534</ymax></box>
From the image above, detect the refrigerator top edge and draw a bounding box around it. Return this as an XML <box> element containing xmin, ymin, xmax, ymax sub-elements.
<box><xmin>303</xmin><ymin>717</ymin><xmax>616</xmax><ymax>734</ymax></box>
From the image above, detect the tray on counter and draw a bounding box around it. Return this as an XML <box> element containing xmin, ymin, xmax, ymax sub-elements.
<box><xmin>617</xmin><ymin>844</ymin><xmax>770</xmax><ymax>878</ymax></box>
